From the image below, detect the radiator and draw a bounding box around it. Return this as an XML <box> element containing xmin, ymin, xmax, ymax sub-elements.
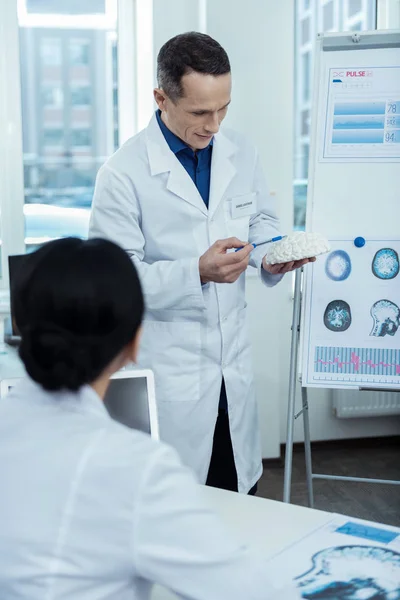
<box><xmin>333</xmin><ymin>389</ymin><xmax>400</xmax><ymax>418</ymax></box>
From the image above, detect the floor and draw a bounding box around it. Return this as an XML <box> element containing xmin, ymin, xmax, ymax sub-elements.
<box><xmin>258</xmin><ymin>438</ymin><xmax>400</xmax><ymax>527</ymax></box>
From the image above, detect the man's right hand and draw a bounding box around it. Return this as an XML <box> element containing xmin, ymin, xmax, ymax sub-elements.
<box><xmin>199</xmin><ymin>238</ymin><xmax>253</xmax><ymax>284</ymax></box>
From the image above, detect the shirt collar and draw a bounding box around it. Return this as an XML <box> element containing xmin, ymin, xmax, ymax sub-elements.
<box><xmin>155</xmin><ymin>110</ymin><xmax>213</xmax><ymax>155</ymax></box>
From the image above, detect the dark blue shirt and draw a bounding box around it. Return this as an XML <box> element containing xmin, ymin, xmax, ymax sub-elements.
<box><xmin>156</xmin><ymin>110</ymin><xmax>213</xmax><ymax>208</ymax></box>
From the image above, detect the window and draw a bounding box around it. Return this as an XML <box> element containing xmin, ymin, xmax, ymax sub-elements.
<box><xmin>42</xmin><ymin>84</ymin><xmax>63</xmax><ymax>107</ymax></box>
<box><xmin>294</xmin><ymin>180</ymin><xmax>308</xmax><ymax>231</ymax></box>
<box><xmin>301</xmin><ymin>144</ymin><xmax>309</xmax><ymax>179</ymax></box>
<box><xmin>40</xmin><ymin>38</ymin><xmax>62</xmax><ymax>66</ymax></box>
<box><xmin>112</xmin><ymin>42</ymin><xmax>118</xmax><ymax>81</ymax></box>
<box><xmin>293</xmin><ymin>0</ymin><xmax>377</xmax><ymax>230</ymax></box>
<box><xmin>70</xmin><ymin>39</ymin><xmax>90</xmax><ymax>66</ymax></box>
<box><xmin>347</xmin><ymin>0</ymin><xmax>363</xmax><ymax>17</ymax></box>
<box><xmin>323</xmin><ymin>1</ymin><xmax>335</xmax><ymax>30</ymax></box>
<box><xmin>301</xmin><ymin>109</ymin><xmax>310</xmax><ymax>136</ymax></box>
<box><xmin>302</xmin><ymin>52</ymin><xmax>311</xmax><ymax>102</ymax></box>
<box><xmin>113</xmin><ymin>87</ymin><xmax>118</xmax><ymax>108</ymax></box>
<box><xmin>1</xmin><ymin>0</ymin><xmax>144</xmax><ymax>283</ymax></box>
<box><xmin>18</xmin><ymin>2</ymin><xmax>118</xmax><ymax>252</ymax></box>
<box><xmin>70</xmin><ymin>86</ymin><xmax>92</xmax><ymax>106</ymax></box>
<box><xmin>301</xmin><ymin>17</ymin><xmax>310</xmax><ymax>44</ymax></box>
<box><xmin>71</xmin><ymin>128</ymin><xmax>92</xmax><ymax>147</ymax></box>
<box><xmin>43</xmin><ymin>128</ymin><xmax>64</xmax><ymax>146</ymax></box>
<box><xmin>111</xmin><ymin>39</ymin><xmax>119</xmax><ymax>150</ymax></box>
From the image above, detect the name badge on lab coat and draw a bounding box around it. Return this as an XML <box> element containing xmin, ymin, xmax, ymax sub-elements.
<box><xmin>231</xmin><ymin>193</ymin><xmax>257</xmax><ymax>219</ymax></box>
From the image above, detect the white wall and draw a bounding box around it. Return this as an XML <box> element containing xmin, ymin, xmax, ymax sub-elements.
<box><xmin>151</xmin><ymin>0</ymin><xmax>400</xmax><ymax>458</ymax></box>
<box><xmin>152</xmin><ymin>0</ymin><xmax>200</xmax><ymax>67</ymax></box>
<box><xmin>285</xmin><ymin>387</ymin><xmax>400</xmax><ymax>445</ymax></box>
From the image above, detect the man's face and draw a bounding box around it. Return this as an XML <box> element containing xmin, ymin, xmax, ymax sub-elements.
<box><xmin>154</xmin><ymin>71</ymin><xmax>232</xmax><ymax>151</ymax></box>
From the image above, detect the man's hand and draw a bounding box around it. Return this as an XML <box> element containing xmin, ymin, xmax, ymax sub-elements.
<box><xmin>262</xmin><ymin>256</ymin><xmax>316</xmax><ymax>275</ymax></box>
<box><xmin>199</xmin><ymin>238</ymin><xmax>253</xmax><ymax>284</ymax></box>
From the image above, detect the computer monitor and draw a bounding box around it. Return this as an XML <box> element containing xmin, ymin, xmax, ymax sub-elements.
<box><xmin>8</xmin><ymin>254</ymin><xmax>27</xmax><ymax>286</ymax></box>
<box><xmin>0</xmin><ymin>369</ymin><xmax>159</xmax><ymax>440</ymax></box>
<box><xmin>104</xmin><ymin>369</ymin><xmax>159</xmax><ymax>439</ymax></box>
<box><xmin>5</xmin><ymin>254</ymin><xmax>28</xmax><ymax>344</ymax></box>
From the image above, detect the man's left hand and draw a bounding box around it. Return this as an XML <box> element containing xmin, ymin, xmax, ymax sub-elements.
<box><xmin>262</xmin><ymin>256</ymin><xmax>316</xmax><ymax>274</ymax></box>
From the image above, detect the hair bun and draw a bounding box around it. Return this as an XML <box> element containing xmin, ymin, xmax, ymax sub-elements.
<box><xmin>19</xmin><ymin>323</ymin><xmax>96</xmax><ymax>392</ymax></box>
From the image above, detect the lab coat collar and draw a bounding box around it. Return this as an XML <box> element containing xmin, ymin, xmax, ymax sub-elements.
<box><xmin>15</xmin><ymin>376</ymin><xmax>110</xmax><ymax>420</ymax></box>
<box><xmin>145</xmin><ymin>114</ymin><xmax>237</xmax><ymax>218</ymax></box>
<box><xmin>146</xmin><ymin>114</ymin><xmax>207</xmax><ymax>216</ymax></box>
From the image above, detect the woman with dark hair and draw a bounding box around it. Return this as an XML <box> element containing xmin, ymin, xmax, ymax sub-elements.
<box><xmin>0</xmin><ymin>238</ymin><xmax>295</xmax><ymax>600</ymax></box>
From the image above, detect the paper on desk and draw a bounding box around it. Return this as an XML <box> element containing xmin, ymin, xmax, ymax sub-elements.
<box><xmin>264</xmin><ymin>515</ymin><xmax>400</xmax><ymax>599</ymax></box>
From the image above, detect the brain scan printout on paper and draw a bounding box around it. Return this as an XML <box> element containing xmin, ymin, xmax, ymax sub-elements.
<box><xmin>265</xmin><ymin>516</ymin><xmax>400</xmax><ymax>600</ymax></box>
<box><xmin>301</xmin><ymin>238</ymin><xmax>400</xmax><ymax>389</ymax></box>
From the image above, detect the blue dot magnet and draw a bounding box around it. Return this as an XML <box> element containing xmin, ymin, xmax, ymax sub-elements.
<box><xmin>354</xmin><ymin>236</ymin><xmax>365</xmax><ymax>248</ymax></box>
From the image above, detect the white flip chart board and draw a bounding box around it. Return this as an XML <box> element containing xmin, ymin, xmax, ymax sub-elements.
<box><xmin>300</xmin><ymin>31</ymin><xmax>400</xmax><ymax>390</ymax></box>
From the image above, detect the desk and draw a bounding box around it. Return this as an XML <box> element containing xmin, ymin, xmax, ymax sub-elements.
<box><xmin>151</xmin><ymin>486</ymin><xmax>332</xmax><ymax>600</ymax></box>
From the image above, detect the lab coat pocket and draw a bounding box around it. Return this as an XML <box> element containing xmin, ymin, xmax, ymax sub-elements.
<box><xmin>224</xmin><ymin>193</ymin><xmax>256</xmax><ymax>242</ymax></box>
<box><xmin>139</xmin><ymin>319</ymin><xmax>201</xmax><ymax>403</ymax></box>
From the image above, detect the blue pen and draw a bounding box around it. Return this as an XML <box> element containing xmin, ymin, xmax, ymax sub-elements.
<box><xmin>234</xmin><ymin>235</ymin><xmax>287</xmax><ymax>252</ymax></box>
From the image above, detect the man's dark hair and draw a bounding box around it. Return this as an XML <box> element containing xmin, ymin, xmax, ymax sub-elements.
<box><xmin>157</xmin><ymin>32</ymin><xmax>230</xmax><ymax>102</ymax></box>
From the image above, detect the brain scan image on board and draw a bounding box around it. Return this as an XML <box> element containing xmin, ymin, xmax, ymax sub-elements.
<box><xmin>295</xmin><ymin>545</ymin><xmax>400</xmax><ymax>600</ymax></box>
<box><xmin>370</xmin><ymin>300</ymin><xmax>400</xmax><ymax>337</ymax></box>
<box><xmin>325</xmin><ymin>250</ymin><xmax>352</xmax><ymax>282</ymax></box>
<box><xmin>303</xmin><ymin>238</ymin><xmax>400</xmax><ymax>388</ymax></box>
<box><xmin>372</xmin><ymin>248</ymin><xmax>399</xmax><ymax>280</ymax></box>
<box><xmin>324</xmin><ymin>300</ymin><xmax>352</xmax><ymax>332</ymax></box>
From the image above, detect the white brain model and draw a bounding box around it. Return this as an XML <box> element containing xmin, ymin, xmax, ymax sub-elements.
<box><xmin>264</xmin><ymin>231</ymin><xmax>330</xmax><ymax>265</ymax></box>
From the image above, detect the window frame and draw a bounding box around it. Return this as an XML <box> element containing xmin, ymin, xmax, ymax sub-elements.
<box><xmin>377</xmin><ymin>0</ymin><xmax>400</xmax><ymax>27</ymax></box>
<box><xmin>0</xmin><ymin>0</ymin><xmax>25</xmax><ymax>286</ymax></box>
<box><xmin>0</xmin><ymin>0</ymin><xmax>143</xmax><ymax>288</ymax></box>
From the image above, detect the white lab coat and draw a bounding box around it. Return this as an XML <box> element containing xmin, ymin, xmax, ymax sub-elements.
<box><xmin>0</xmin><ymin>377</ymin><xmax>298</xmax><ymax>600</ymax></box>
<box><xmin>89</xmin><ymin>114</ymin><xmax>283</xmax><ymax>493</ymax></box>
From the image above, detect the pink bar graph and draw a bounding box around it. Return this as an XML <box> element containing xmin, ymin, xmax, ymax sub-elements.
<box><xmin>315</xmin><ymin>347</ymin><xmax>400</xmax><ymax>376</ymax></box>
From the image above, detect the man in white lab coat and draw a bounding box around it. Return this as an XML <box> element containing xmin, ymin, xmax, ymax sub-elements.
<box><xmin>89</xmin><ymin>32</ymin><xmax>312</xmax><ymax>494</ymax></box>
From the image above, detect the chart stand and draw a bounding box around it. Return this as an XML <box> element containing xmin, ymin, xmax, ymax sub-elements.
<box><xmin>283</xmin><ymin>268</ymin><xmax>400</xmax><ymax>507</ymax></box>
